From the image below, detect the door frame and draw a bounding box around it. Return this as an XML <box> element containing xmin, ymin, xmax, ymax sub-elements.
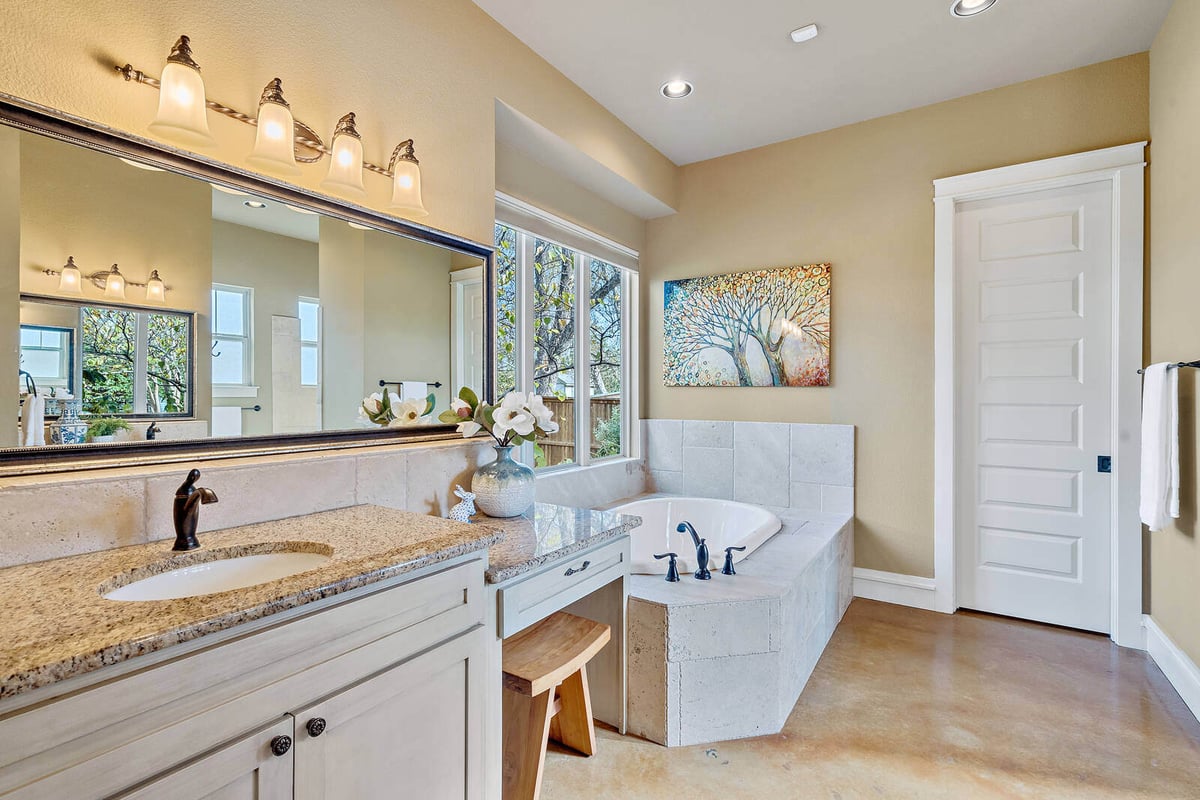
<box><xmin>932</xmin><ymin>142</ymin><xmax>1147</xmax><ymax>649</ymax></box>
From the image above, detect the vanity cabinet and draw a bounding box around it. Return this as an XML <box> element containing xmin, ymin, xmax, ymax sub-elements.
<box><xmin>0</xmin><ymin>555</ymin><xmax>490</xmax><ymax>800</ymax></box>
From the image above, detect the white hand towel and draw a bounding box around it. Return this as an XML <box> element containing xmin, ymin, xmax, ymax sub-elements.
<box><xmin>400</xmin><ymin>381</ymin><xmax>427</xmax><ymax>402</ymax></box>
<box><xmin>19</xmin><ymin>393</ymin><xmax>45</xmax><ymax>447</ymax></box>
<box><xmin>1139</xmin><ymin>363</ymin><xmax>1180</xmax><ymax>532</ymax></box>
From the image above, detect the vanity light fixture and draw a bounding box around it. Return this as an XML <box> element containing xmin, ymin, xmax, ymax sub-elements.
<box><xmin>104</xmin><ymin>265</ymin><xmax>127</xmax><ymax>300</ymax></box>
<box><xmin>321</xmin><ymin>112</ymin><xmax>367</xmax><ymax>197</ymax></box>
<box><xmin>42</xmin><ymin>258</ymin><xmax>172</xmax><ymax>300</ymax></box>
<box><xmin>116</xmin><ymin>36</ymin><xmax>430</xmax><ymax>217</ymax></box>
<box><xmin>246</xmin><ymin>79</ymin><xmax>302</xmax><ymax>176</ymax></box>
<box><xmin>790</xmin><ymin>24</ymin><xmax>819</xmax><ymax>43</ymax></box>
<box><xmin>146</xmin><ymin>36</ymin><xmax>214</xmax><ymax>147</ymax></box>
<box><xmin>660</xmin><ymin>80</ymin><xmax>693</xmax><ymax>99</ymax></box>
<box><xmin>950</xmin><ymin>0</ymin><xmax>998</xmax><ymax>17</ymax></box>
<box><xmin>57</xmin><ymin>256</ymin><xmax>83</xmax><ymax>295</ymax></box>
<box><xmin>387</xmin><ymin>140</ymin><xmax>427</xmax><ymax>217</ymax></box>
<box><xmin>145</xmin><ymin>270</ymin><xmax>167</xmax><ymax>303</ymax></box>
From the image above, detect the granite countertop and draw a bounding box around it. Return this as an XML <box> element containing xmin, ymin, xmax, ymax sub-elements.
<box><xmin>480</xmin><ymin>502</ymin><xmax>642</xmax><ymax>584</ymax></box>
<box><xmin>0</xmin><ymin>505</ymin><xmax>502</xmax><ymax>700</ymax></box>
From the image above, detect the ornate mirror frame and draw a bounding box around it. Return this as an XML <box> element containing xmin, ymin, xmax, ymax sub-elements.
<box><xmin>0</xmin><ymin>93</ymin><xmax>494</xmax><ymax>477</ymax></box>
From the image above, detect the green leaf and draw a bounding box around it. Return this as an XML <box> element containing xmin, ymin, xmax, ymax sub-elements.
<box><xmin>458</xmin><ymin>385</ymin><xmax>479</xmax><ymax>409</ymax></box>
<box><xmin>423</xmin><ymin>393</ymin><xmax>436</xmax><ymax>416</ymax></box>
<box><xmin>438</xmin><ymin>410</ymin><xmax>460</xmax><ymax>424</ymax></box>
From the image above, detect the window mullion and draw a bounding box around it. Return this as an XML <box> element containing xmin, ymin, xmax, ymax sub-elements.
<box><xmin>133</xmin><ymin>312</ymin><xmax>149</xmax><ymax>414</ymax></box>
<box><xmin>574</xmin><ymin>251</ymin><xmax>591</xmax><ymax>467</ymax></box>
<box><xmin>517</xmin><ymin>231</ymin><xmax>536</xmax><ymax>466</ymax></box>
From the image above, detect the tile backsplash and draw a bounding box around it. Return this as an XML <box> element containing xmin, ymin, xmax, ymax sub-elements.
<box><xmin>643</xmin><ymin>419</ymin><xmax>855</xmax><ymax>515</ymax></box>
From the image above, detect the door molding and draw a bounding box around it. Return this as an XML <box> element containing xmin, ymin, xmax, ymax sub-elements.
<box><xmin>932</xmin><ymin>142</ymin><xmax>1146</xmax><ymax>649</ymax></box>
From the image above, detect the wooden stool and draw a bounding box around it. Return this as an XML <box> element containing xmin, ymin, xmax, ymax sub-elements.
<box><xmin>502</xmin><ymin>611</ymin><xmax>611</xmax><ymax>800</ymax></box>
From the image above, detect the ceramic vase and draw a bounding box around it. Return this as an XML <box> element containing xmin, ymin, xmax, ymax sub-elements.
<box><xmin>471</xmin><ymin>445</ymin><xmax>535</xmax><ymax>518</ymax></box>
<box><xmin>49</xmin><ymin>400</ymin><xmax>87</xmax><ymax>445</ymax></box>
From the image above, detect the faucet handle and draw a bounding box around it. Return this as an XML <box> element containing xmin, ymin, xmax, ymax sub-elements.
<box><xmin>653</xmin><ymin>552</ymin><xmax>681</xmax><ymax>583</ymax></box>
<box><xmin>721</xmin><ymin>546</ymin><xmax>747</xmax><ymax>576</ymax></box>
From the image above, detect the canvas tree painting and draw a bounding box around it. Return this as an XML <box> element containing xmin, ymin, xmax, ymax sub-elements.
<box><xmin>663</xmin><ymin>264</ymin><xmax>831</xmax><ymax>387</ymax></box>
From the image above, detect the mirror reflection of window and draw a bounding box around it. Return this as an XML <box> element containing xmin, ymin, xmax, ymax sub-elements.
<box><xmin>211</xmin><ymin>285</ymin><xmax>253</xmax><ymax>386</ymax></box>
<box><xmin>19</xmin><ymin>325</ymin><xmax>73</xmax><ymax>395</ymax></box>
<box><xmin>79</xmin><ymin>306</ymin><xmax>190</xmax><ymax>415</ymax></box>
<box><xmin>298</xmin><ymin>298</ymin><xmax>320</xmax><ymax>388</ymax></box>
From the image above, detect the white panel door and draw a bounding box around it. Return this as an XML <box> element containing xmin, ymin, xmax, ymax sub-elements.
<box><xmin>956</xmin><ymin>181</ymin><xmax>1113</xmax><ymax>632</ymax></box>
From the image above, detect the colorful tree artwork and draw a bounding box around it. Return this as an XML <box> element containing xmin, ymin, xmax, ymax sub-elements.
<box><xmin>663</xmin><ymin>264</ymin><xmax>831</xmax><ymax>387</ymax></box>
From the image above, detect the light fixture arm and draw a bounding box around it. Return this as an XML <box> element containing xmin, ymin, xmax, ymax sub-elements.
<box><xmin>116</xmin><ymin>62</ymin><xmax>414</xmax><ymax>177</ymax></box>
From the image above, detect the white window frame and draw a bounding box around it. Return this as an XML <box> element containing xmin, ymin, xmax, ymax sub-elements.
<box><xmin>298</xmin><ymin>296</ymin><xmax>320</xmax><ymax>388</ymax></box>
<box><xmin>495</xmin><ymin>217</ymin><xmax>639</xmax><ymax>472</ymax></box>
<box><xmin>211</xmin><ymin>284</ymin><xmax>254</xmax><ymax>389</ymax></box>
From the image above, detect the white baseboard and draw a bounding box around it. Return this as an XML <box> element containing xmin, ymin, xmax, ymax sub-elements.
<box><xmin>1143</xmin><ymin>615</ymin><xmax>1200</xmax><ymax>723</ymax></box>
<box><xmin>853</xmin><ymin>568</ymin><xmax>939</xmax><ymax>611</ymax></box>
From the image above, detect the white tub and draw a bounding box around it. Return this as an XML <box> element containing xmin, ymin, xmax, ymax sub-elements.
<box><xmin>611</xmin><ymin>496</ymin><xmax>782</xmax><ymax>576</ymax></box>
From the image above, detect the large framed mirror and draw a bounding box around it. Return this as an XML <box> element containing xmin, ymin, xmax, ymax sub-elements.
<box><xmin>0</xmin><ymin>94</ymin><xmax>493</xmax><ymax>475</ymax></box>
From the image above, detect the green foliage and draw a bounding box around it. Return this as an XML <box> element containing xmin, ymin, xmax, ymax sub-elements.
<box><xmin>81</xmin><ymin>306</ymin><xmax>189</xmax><ymax>415</ymax></box>
<box><xmin>86</xmin><ymin>416</ymin><xmax>131</xmax><ymax>441</ymax></box>
<box><xmin>592</xmin><ymin>408</ymin><xmax>622</xmax><ymax>458</ymax></box>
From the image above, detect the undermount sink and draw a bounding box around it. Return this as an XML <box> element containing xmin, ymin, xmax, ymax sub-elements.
<box><xmin>104</xmin><ymin>551</ymin><xmax>333</xmax><ymax>602</ymax></box>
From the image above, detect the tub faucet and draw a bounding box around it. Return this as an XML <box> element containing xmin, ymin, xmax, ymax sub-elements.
<box><xmin>676</xmin><ymin>521</ymin><xmax>712</xmax><ymax>580</ymax></box>
<box><xmin>172</xmin><ymin>468</ymin><xmax>219</xmax><ymax>551</ymax></box>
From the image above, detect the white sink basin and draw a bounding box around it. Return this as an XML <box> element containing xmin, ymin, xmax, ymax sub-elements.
<box><xmin>104</xmin><ymin>552</ymin><xmax>332</xmax><ymax>602</ymax></box>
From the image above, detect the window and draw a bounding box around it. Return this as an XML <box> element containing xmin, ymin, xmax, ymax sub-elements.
<box><xmin>20</xmin><ymin>325</ymin><xmax>73</xmax><ymax>394</ymax></box>
<box><xmin>494</xmin><ymin>213</ymin><xmax>636</xmax><ymax>469</ymax></box>
<box><xmin>298</xmin><ymin>298</ymin><xmax>320</xmax><ymax>387</ymax></box>
<box><xmin>211</xmin><ymin>284</ymin><xmax>252</xmax><ymax>386</ymax></box>
<box><xmin>80</xmin><ymin>306</ymin><xmax>191</xmax><ymax>415</ymax></box>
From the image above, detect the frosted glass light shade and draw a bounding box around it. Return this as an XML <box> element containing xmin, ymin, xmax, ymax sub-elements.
<box><xmin>58</xmin><ymin>257</ymin><xmax>82</xmax><ymax>295</ymax></box>
<box><xmin>148</xmin><ymin>61</ymin><xmax>214</xmax><ymax>147</ymax></box>
<box><xmin>145</xmin><ymin>270</ymin><xmax>166</xmax><ymax>303</ymax></box>
<box><xmin>247</xmin><ymin>100</ymin><xmax>301</xmax><ymax>176</ymax></box>
<box><xmin>389</xmin><ymin>159</ymin><xmax>427</xmax><ymax>217</ymax></box>
<box><xmin>321</xmin><ymin>132</ymin><xmax>366</xmax><ymax>197</ymax></box>
<box><xmin>104</xmin><ymin>266</ymin><xmax>127</xmax><ymax>300</ymax></box>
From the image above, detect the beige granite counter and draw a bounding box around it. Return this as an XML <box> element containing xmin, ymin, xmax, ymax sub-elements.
<box><xmin>0</xmin><ymin>505</ymin><xmax>501</xmax><ymax>700</ymax></box>
<box><xmin>481</xmin><ymin>502</ymin><xmax>641</xmax><ymax>584</ymax></box>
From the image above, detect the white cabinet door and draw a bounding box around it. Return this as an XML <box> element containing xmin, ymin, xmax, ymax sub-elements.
<box><xmin>956</xmin><ymin>180</ymin><xmax>1114</xmax><ymax>632</ymax></box>
<box><xmin>111</xmin><ymin>718</ymin><xmax>293</xmax><ymax>800</ymax></box>
<box><xmin>294</xmin><ymin>627</ymin><xmax>488</xmax><ymax>800</ymax></box>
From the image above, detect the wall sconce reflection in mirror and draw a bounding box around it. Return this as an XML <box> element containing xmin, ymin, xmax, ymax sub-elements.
<box><xmin>42</xmin><ymin>257</ymin><xmax>171</xmax><ymax>303</ymax></box>
<box><xmin>115</xmin><ymin>35</ymin><xmax>428</xmax><ymax>217</ymax></box>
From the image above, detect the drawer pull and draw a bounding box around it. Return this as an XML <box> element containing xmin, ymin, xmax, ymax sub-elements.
<box><xmin>306</xmin><ymin>717</ymin><xmax>327</xmax><ymax>737</ymax></box>
<box><xmin>564</xmin><ymin>560</ymin><xmax>591</xmax><ymax>576</ymax></box>
<box><xmin>270</xmin><ymin>735</ymin><xmax>292</xmax><ymax>757</ymax></box>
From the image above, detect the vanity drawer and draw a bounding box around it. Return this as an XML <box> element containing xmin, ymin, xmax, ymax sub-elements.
<box><xmin>497</xmin><ymin>535</ymin><xmax>629</xmax><ymax>638</ymax></box>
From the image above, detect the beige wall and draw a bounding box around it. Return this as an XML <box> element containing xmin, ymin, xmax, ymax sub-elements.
<box><xmin>18</xmin><ymin>132</ymin><xmax>213</xmax><ymax>424</ymax></box>
<box><xmin>642</xmin><ymin>54</ymin><xmax>1151</xmax><ymax>577</ymax></box>
<box><xmin>0</xmin><ymin>0</ymin><xmax>677</xmax><ymax>248</ymax></box>
<box><xmin>318</xmin><ymin>219</ymin><xmax>366</xmax><ymax>430</ymax></box>
<box><xmin>211</xmin><ymin>220</ymin><xmax>318</xmax><ymax>436</ymax></box>
<box><xmin>1148</xmin><ymin>2</ymin><xmax>1200</xmax><ymax>666</ymax></box>
<box><xmin>495</xmin><ymin>141</ymin><xmax>646</xmax><ymax>252</ymax></box>
<box><xmin>0</xmin><ymin>128</ymin><xmax>19</xmax><ymax>446</ymax></box>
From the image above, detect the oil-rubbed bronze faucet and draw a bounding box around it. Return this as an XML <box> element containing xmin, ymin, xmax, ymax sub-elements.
<box><xmin>173</xmin><ymin>468</ymin><xmax>218</xmax><ymax>551</ymax></box>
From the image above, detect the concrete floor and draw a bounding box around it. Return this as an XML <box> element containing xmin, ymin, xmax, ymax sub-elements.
<box><xmin>541</xmin><ymin>599</ymin><xmax>1200</xmax><ymax>799</ymax></box>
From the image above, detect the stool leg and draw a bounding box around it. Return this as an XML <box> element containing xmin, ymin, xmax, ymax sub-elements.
<box><xmin>547</xmin><ymin>665</ymin><xmax>597</xmax><ymax>757</ymax></box>
<box><xmin>503</xmin><ymin>689</ymin><xmax>554</xmax><ymax>800</ymax></box>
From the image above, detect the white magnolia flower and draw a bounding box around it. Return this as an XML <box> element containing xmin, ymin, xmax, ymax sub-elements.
<box><xmin>360</xmin><ymin>392</ymin><xmax>384</xmax><ymax>417</ymax></box>
<box><xmin>493</xmin><ymin>392</ymin><xmax>536</xmax><ymax>438</ymax></box>
<box><xmin>387</xmin><ymin>398</ymin><xmax>428</xmax><ymax>427</ymax></box>
<box><xmin>526</xmin><ymin>393</ymin><xmax>559</xmax><ymax>434</ymax></box>
<box><xmin>456</xmin><ymin>420</ymin><xmax>482</xmax><ymax>438</ymax></box>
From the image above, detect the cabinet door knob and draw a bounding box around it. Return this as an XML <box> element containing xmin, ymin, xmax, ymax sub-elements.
<box><xmin>306</xmin><ymin>717</ymin><xmax>327</xmax><ymax>737</ymax></box>
<box><xmin>270</xmin><ymin>735</ymin><xmax>293</xmax><ymax>757</ymax></box>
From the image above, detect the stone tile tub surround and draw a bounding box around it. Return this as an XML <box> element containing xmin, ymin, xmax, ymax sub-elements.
<box><xmin>0</xmin><ymin>505</ymin><xmax>502</xmax><ymax>700</ymax></box>
<box><xmin>0</xmin><ymin>438</ymin><xmax>494</xmax><ymax>569</ymax></box>
<box><xmin>627</xmin><ymin>512</ymin><xmax>853</xmax><ymax>747</ymax></box>
<box><xmin>644</xmin><ymin>419</ymin><xmax>855</xmax><ymax>515</ymax></box>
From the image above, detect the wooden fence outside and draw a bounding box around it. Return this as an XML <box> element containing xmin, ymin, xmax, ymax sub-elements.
<box><xmin>540</xmin><ymin>396</ymin><xmax>619</xmax><ymax>466</ymax></box>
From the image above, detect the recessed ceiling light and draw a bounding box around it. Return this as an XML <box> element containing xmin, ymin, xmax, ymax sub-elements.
<box><xmin>211</xmin><ymin>183</ymin><xmax>250</xmax><ymax>197</ymax></box>
<box><xmin>790</xmin><ymin>24</ymin><xmax>819</xmax><ymax>43</ymax></box>
<box><xmin>243</xmin><ymin>200</ymin><xmax>267</xmax><ymax>209</ymax></box>
<box><xmin>286</xmin><ymin>204</ymin><xmax>318</xmax><ymax>215</ymax></box>
<box><xmin>950</xmin><ymin>0</ymin><xmax>997</xmax><ymax>17</ymax></box>
<box><xmin>660</xmin><ymin>80</ymin><xmax>693</xmax><ymax>99</ymax></box>
<box><xmin>348</xmin><ymin>221</ymin><xmax>373</xmax><ymax>230</ymax></box>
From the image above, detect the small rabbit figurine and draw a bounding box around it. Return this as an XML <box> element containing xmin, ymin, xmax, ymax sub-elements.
<box><xmin>448</xmin><ymin>485</ymin><xmax>476</xmax><ymax>523</ymax></box>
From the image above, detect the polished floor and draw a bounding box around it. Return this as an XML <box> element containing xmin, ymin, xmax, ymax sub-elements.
<box><xmin>541</xmin><ymin>599</ymin><xmax>1200</xmax><ymax>799</ymax></box>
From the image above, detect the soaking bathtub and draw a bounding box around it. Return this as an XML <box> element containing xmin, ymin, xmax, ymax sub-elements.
<box><xmin>609</xmin><ymin>496</ymin><xmax>782</xmax><ymax>575</ymax></box>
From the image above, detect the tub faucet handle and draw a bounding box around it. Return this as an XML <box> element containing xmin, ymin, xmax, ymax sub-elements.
<box><xmin>721</xmin><ymin>545</ymin><xmax>747</xmax><ymax>576</ymax></box>
<box><xmin>654</xmin><ymin>552</ymin><xmax>681</xmax><ymax>583</ymax></box>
